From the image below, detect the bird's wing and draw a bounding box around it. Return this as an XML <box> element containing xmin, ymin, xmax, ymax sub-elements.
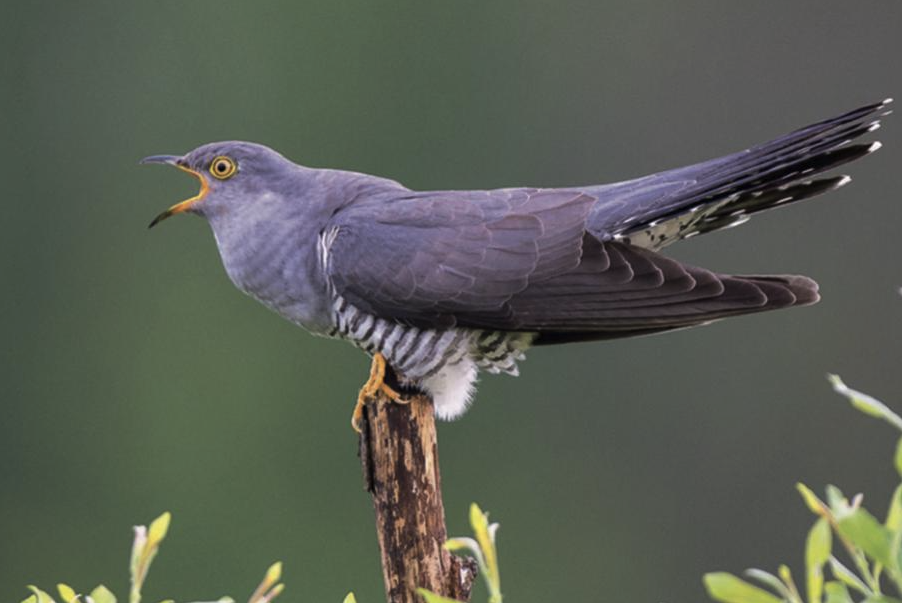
<box><xmin>324</xmin><ymin>188</ymin><xmax>816</xmax><ymax>337</ymax></box>
<box><xmin>325</xmin><ymin>188</ymin><xmax>595</xmax><ymax>328</ymax></box>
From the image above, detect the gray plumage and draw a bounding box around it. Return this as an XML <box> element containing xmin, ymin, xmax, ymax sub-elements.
<box><xmin>143</xmin><ymin>99</ymin><xmax>891</xmax><ymax>419</ymax></box>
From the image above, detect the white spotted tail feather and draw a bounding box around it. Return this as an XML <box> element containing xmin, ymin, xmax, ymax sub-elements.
<box><xmin>598</xmin><ymin>99</ymin><xmax>891</xmax><ymax>250</ymax></box>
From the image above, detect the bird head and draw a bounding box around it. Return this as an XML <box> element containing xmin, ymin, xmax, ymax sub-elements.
<box><xmin>141</xmin><ymin>141</ymin><xmax>293</xmax><ymax>228</ymax></box>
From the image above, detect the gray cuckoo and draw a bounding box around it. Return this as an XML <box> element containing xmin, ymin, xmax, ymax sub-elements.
<box><xmin>142</xmin><ymin>99</ymin><xmax>891</xmax><ymax>430</ymax></box>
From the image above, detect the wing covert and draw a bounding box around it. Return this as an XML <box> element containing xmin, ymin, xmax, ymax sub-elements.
<box><xmin>325</xmin><ymin>188</ymin><xmax>596</xmax><ymax>327</ymax></box>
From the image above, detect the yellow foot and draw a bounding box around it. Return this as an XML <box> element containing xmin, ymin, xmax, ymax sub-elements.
<box><xmin>352</xmin><ymin>353</ymin><xmax>407</xmax><ymax>433</ymax></box>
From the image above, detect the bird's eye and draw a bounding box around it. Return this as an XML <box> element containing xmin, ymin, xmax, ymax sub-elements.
<box><xmin>210</xmin><ymin>156</ymin><xmax>237</xmax><ymax>180</ymax></box>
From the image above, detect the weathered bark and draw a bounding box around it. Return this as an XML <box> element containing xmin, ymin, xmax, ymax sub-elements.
<box><xmin>358</xmin><ymin>367</ymin><xmax>477</xmax><ymax>603</ymax></box>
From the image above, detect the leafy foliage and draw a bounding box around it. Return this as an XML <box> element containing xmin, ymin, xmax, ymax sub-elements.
<box><xmin>704</xmin><ymin>376</ymin><xmax>902</xmax><ymax>603</ymax></box>
<box><xmin>16</xmin><ymin>505</ymin><xmax>498</xmax><ymax>603</ymax></box>
<box><xmin>20</xmin><ymin>512</ymin><xmax>289</xmax><ymax>603</ymax></box>
<box><xmin>419</xmin><ymin>503</ymin><xmax>503</xmax><ymax>603</ymax></box>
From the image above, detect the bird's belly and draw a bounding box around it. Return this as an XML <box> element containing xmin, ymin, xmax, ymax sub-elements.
<box><xmin>328</xmin><ymin>296</ymin><xmax>471</xmax><ymax>379</ymax></box>
<box><xmin>329</xmin><ymin>296</ymin><xmax>535</xmax><ymax>419</ymax></box>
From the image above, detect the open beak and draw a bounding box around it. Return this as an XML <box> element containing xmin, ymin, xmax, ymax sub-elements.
<box><xmin>141</xmin><ymin>155</ymin><xmax>210</xmax><ymax>228</ymax></box>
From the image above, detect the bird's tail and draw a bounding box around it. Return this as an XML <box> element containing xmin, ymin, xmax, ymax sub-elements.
<box><xmin>588</xmin><ymin>99</ymin><xmax>891</xmax><ymax>250</ymax></box>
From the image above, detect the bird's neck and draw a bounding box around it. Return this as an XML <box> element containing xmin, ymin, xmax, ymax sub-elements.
<box><xmin>205</xmin><ymin>168</ymin><xmax>410</xmax><ymax>333</ymax></box>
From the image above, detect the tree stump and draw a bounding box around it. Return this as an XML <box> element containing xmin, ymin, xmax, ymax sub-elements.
<box><xmin>358</xmin><ymin>366</ymin><xmax>477</xmax><ymax>603</ymax></box>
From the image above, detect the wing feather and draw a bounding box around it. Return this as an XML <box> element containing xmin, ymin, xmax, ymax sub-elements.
<box><xmin>326</xmin><ymin>190</ymin><xmax>816</xmax><ymax>337</ymax></box>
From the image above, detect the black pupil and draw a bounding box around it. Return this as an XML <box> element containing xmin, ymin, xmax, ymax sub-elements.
<box><xmin>217</xmin><ymin>161</ymin><xmax>228</xmax><ymax>173</ymax></box>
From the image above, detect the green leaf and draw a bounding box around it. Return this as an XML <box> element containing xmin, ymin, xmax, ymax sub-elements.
<box><xmin>744</xmin><ymin>569</ymin><xmax>792</xmax><ymax>600</ymax></box>
<box><xmin>807</xmin><ymin>518</ymin><xmax>832</xmax><ymax>603</ymax></box>
<box><xmin>445</xmin><ymin>537</ymin><xmax>482</xmax><ymax>560</ymax></box>
<box><xmin>778</xmin><ymin>565</ymin><xmax>805</xmax><ymax>602</ymax></box>
<box><xmin>57</xmin><ymin>585</ymin><xmax>77</xmax><ymax>603</ymax></box>
<box><xmin>248</xmin><ymin>562</ymin><xmax>285</xmax><ymax>603</ymax></box>
<box><xmin>267</xmin><ymin>585</ymin><xmax>284</xmax><ymax>601</ymax></box>
<box><xmin>466</xmin><ymin>503</ymin><xmax>502</xmax><ymax>603</ymax></box>
<box><xmin>26</xmin><ymin>587</ymin><xmax>55</xmax><ymax>603</ymax></box>
<box><xmin>21</xmin><ymin>596</ymin><xmax>38</xmax><ymax>603</ymax></box>
<box><xmin>342</xmin><ymin>594</ymin><xmax>357</xmax><ymax>603</ymax></box>
<box><xmin>807</xmin><ymin>518</ymin><xmax>833</xmax><ymax>566</ymax></box>
<box><xmin>146</xmin><ymin>512</ymin><xmax>171</xmax><ymax>550</ymax></box>
<box><xmin>469</xmin><ymin>504</ymin><xmax>499</xmax><ymax>589</ymax></box>
<box><xmin>862</xmin><ymin>597</ymin><xmax>902</xmax><ymax>603</ymax></box>
<box><xmin>130</xmin><ymin>525</ymin><xmax>147</xmax><ymax>583</ymax></box>
<box><xmin>703</xmin><ymin>572</ymin><xmax>784</xmax><ymax>603</ymax></box>
<box><xmin>896</xmin><ymin>440</ymin><xmax>902</xmax><ymax>479</ymax></box>
<box><xmin>826</xmin><ymin>486</ymin><xmax>849</xmax><ymax>514</ymax></box>
<box><xmin>89</xmin><ymin>585</ymin><xmax>117</xmax><ymax>603</ymax></box>
<box><xmin>824</xmin><ymin>582</ymin><xmax>854</xmax><ymax>603</ymax></box>
<box><xmin>415</xmin><ymin>589</ymin><xmax>465</xmax><ymax>603</ymax></box>
<box><xmin>263</xmin><ymin>562</ymin><xmax>282</xmax><ymax>587</ymax></box>
<box><xmin>798</xmin><ymin>483</ymin><xmax>828</xmax><ymax>515</ymax></box>
<box><xmin>828</xmin><ymin>557</ymin><xmax>870</xmax><ymax>595</ymax></box>
<box><xmin>887</xmin><ymin>485</ymin><xmax>902</xmax><ymax>531</ymax></box>
<box><xmin>837</xmin><ymin>508</ymin><xmax>894</xmax><ymax>569</ymax></box>
<box><xmin>828</xmin><ymin>375</ymin><xmax>902</xmax><ymax>432</ymax></box>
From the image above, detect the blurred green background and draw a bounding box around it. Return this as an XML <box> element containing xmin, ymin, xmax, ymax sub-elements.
<box><xmin>2</xmin><ymin>1</ymin><xmax>901</xmax><ymax>601</ymax></box>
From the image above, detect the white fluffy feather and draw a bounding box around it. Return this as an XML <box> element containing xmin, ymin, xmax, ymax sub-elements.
<box><xmin>422</xmin><ymin>356</ymin><xmax>479</xmax><ymax>421</ymax></box>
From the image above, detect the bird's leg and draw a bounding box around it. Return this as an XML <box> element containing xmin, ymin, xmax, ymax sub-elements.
<box><xmin>352</xmin><ymin>352</ymin><xmax>407</xmax><ymax>432</ymax></box>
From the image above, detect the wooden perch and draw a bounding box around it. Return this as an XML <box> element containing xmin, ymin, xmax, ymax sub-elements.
<box><xmin>358</xmin><ymin>364</ymin><xmax>477</xmax><ymax>603</ymax></box>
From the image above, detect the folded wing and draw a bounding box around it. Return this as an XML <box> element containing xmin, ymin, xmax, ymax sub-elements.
<box><xmin>325</xmin><ymin>188</ymin><xmax>817</xmax><ymax>341</ymax></box>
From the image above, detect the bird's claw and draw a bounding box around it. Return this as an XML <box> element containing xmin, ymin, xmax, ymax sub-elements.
<box><xmin>352</xmin><ymin>352</ymin><xmax>407</xmax><ymax>433</ymax></box>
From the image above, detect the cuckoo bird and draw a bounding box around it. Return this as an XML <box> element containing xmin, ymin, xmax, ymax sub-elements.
<box><xmin>143</xmin><ymin>100</ymin><xmax>890</xmax><ymax>430</ymax></box>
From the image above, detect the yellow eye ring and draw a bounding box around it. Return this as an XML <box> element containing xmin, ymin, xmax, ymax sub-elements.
<box><xmin>209</xmin><ymin>156</ymin><xmax>237</xmax><ymax>180</ymax></box>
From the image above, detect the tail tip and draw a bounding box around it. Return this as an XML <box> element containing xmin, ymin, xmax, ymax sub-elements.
<box><xmin>787</xmin><ymin>275</ymin><xmax>820</xmax><ymax>306</ymax></box>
